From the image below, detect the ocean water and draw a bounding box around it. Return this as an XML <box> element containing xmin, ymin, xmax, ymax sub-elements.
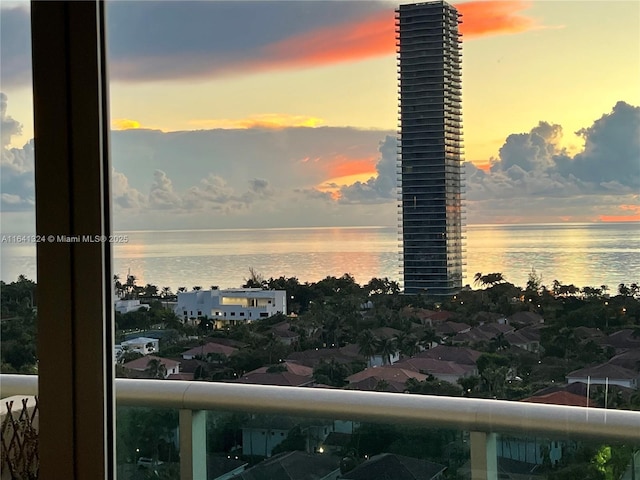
<box><xmin>2</xmin><ymin>223</ymin><xmax>639</xmax><ymax>292</ymax></box>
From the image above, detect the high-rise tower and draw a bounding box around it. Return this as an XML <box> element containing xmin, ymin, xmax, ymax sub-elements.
<box><xmin>396</xmin><ymin>1</ymin><xmax>464</xmax><ymax>295</ymax></box>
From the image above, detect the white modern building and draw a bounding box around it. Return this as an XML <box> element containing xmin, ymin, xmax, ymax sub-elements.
<box><xmin>175</xmin><ymin>288</ymin><xmax>287</xmax><ymax>328</ymax></box>
<box><xmin>114</xmin><ymin>299</ymin><xmax>150</xmax><ymax>314</ymax></box>
<box><xmin>114</xmin><ymin>336</ymin><xmax>159</xmax><ymax>362</ymax></box>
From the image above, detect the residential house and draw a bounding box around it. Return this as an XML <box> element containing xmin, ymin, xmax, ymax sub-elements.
<box><xmin>607</xmin><ymin>349</ymin><xmax>640</xmax><ymax>371</ymax></box>
<box><xmin>505</xmin><ymin>326</ymin><xmax>542</xmax><ymax>353</ymax></box>
<box><xmin>271</xmin><ymin>321</ymin><xmax>300</xmax><ymax>346</ymax></box>
<box><xmin>181</xmin><ymin>341</ymin><xmax>237</xmax><ymax>360</ymax></box>
<box><xmin>122</xmin><ymin>355</ymin><xmax>180</xmax><ymax>378</ymax></box>
<box><xmin>232</xmin><ymin>362</ymin><xmax>315</xmax><ymax>386</ymax></box>
<box><xmin>119</xmin><ymin>336</ymin><xmax>159</xmax><ymax>356</ymax></box>
<box><xmin>596</xmin><ymin>329</ymin><xmax>640</xmax><ymax>353</ymax></box>
<box><xmin>287</xmin><ymin>345</ymin><xmax>365</xmax><ymax>369</ymax></box>
<box><xmin>520</xmin><ymin>391</ymin><xmax>590</xmax><ymax>407</ymax></box>
<box><xmin>434</xmin><ymin>321</ymin><xmax>471</xmax><ymax>339</ymax></box>
<box><xmin>175</xmin><ymin>288</ymin><xmax>287</xmax><ymax>328</ymax></box>
<box><xmin>392</xmin><ymin>357</ymin><xmax>477</xmax><ymax>384</ymax></box>
<box><xmin>114</xmin><ymin>298</ymin><xmax>150</xmax><ymax>314</ymax></box>
<box><xmin>567</xmin><ymin>363</ymin><xmax>639</xmax><ymax>389</ymax></box>
<box><xmin>241</xmin><ymin>416</ymin><xmax>338</xmax><ymax>459</ymax></box>
<box><xmin>346</xmin><ymin>367</ymin><xmax>427</xmax><ymax>393</ymax></box>
<box><xmin>414</xmin><ymin>345</ymin><xmax>482</xmax><ymax>366</ymax></box>
<box><xmin>507</xmin><ymin>311</ymin><xmax>544</xmax><ymax>327</ymax></box>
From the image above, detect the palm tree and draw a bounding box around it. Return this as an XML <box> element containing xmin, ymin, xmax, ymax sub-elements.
<box><xmin>113</xmin><ymin>275</ymin><xmax>124</xmax><ymax>299</ymax></box>
<box><xmin>420</xmin><ymin>328</ymin><xmax>440</xmax><ymax>350</ymax></box>
<box><xmin>144</xmin><ymin>358</ymin><xmax>167</xmax><ymax>379</ymax></box>
<box><xmin>375</xmin><ymin>337</ymin><xmax>398</xmax><ymax>365</ymax></box>
<box><xmin>125</xmin><ymin>274</ymin><xmax>137</xmax><ymax>299</ymax></box>
<box><xmin>357</xmin><ymin>330</ymin><xmax>378</xmax><ymax>367</ymax></box>
<box><xmin>618</xmin><ymin>283</ymin><xmax>631</xmax><ymax>296</ymax></box>
<box><xmin>143</xmin><ymin>283</ymin><xmax>158</xmax><ymax>298</ymax></box>
<box><xmin>396</xmin><ymin>333</ymin><xmax>420</xmax><ymax>357</ymax></box>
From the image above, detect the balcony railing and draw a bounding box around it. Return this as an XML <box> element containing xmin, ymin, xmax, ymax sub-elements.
<box><xmin>2</xmin><ymin>374</ymin><xmax>639</xmax><ymax>480</ymax></box>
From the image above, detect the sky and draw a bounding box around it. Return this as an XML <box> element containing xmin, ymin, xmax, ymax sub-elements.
<box><xmin>1</xmin><ymin>0</ymin><xmax>639</xmax><ymax>233</ymax></box>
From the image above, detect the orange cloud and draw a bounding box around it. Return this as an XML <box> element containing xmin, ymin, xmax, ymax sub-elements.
<box><xmin>112</xmin><ymin>118</ymin><xmax>141</xmax><ymax>130</ymax></box>
<box><xmin>189</xmin><ymin>114</ymin><xmax>324</xmax><ymax>130</ymax></box>
<box><xmin>250</xmin><ymin>2</ymin><xmax>541</xmax><ymax>73</ymax></box>
<box><xmin>457</xmin><ymin>1</ymin><xmax>538</xmax><ymax>38</ymax></box>
<box><xmin>262</xmin><ymin>10</ymin><xmax>395</xmax><ymax>70</ymax></box>
<box><xmin>314</xmin><ymin>155</ymin><xmax>378</xmax><ymax>200</ymax></box>
<box><xmin>269</xmin><ymin>1</ymin><xmax>541</xmax><ymax>68</ymax></box>
<box><xmin>599</xmin><ymin>204</ymin><xmax>640</xmax><ymax>222</ymax></box>
<box><xmin>325</xmin><ymin>155</ymin><xmax>377</xmax><ymax>179</ymax></box>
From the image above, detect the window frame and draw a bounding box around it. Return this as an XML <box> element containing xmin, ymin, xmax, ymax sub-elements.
<box><xmin>31</xmin><ymin>1</ymin><xmax>115</xmax><ymax>478</ymax></box>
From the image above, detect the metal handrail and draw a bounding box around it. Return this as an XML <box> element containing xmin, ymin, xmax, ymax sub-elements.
<box><xmin>2</xmin><ymin>374</ymin><xmax>639</xmax><ymax>441</ymax></box>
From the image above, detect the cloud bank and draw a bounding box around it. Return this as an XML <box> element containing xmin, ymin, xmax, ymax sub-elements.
<box><xmin>2</xmin><ymin>93</ymin><xmax>638</xmax><ymax>229</ymax></box>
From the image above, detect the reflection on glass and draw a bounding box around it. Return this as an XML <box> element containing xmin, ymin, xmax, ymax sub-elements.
<box><xmin>116</xmin><ymin>407</ymin><xmax>180</xmax><ymax>479</ymax></box>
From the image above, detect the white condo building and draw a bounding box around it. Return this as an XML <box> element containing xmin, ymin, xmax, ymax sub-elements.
<box><xmin>175</xmin><ymin>288</ymin><xmax>287</xmax><ymax>328</ymax></box>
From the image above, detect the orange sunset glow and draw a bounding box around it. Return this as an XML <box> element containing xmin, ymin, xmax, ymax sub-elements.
<box><xmin>456</xmin><ymin>1</ymin><xmax>539</xmax><ymax>38</ymax></box>
<box><xmin>189</xmin><ymin>114</ymin><xmax>324</xmax><ymax>130</ymax></box>
<box><xmin>112</xmin><ymin>118</ymin><xmax>141</xmax><ymax>130</ymax></box>
<box><xmin>229</xmin><ymin>1</ymin><xmax>543</xmax><ymax>76</ymax></box>
<box><xmin>599</xmin><ymin>204</ymin><xmax>640</xmax><ymax>223</ymax></box>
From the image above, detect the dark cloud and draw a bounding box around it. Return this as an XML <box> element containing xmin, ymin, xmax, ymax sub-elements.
<box><xmin>492</xmin><ymin>121</ymin><xmax>563</xmax><ymax>174</ymax></box>
<box><xmin>473</xmin><ymin>101</ymin><xmax>640</xmax><ymax>203</ymax></box>
<box><xmin>338</xmin><ymin>135</ymin><xmax>397</xmax><ymax>204</ymax></box>
<box><xmin>106</xmin><ymin>1</ymin><xmax>389</xmax><ymax>83</ymax></box>
<box><xmin>0</xmin><ymin>7</ymin><xmax>32</xmax><ymax>88</ymax></box>
<box><xmin>111</xmin><ymin>126</ymin><xmax>391</xmax><ymax>193</ymax></box>
<box><xmin>561</xmin><ymin>101</ymin><xmax>640</xmax><ymax>189</ymax></box>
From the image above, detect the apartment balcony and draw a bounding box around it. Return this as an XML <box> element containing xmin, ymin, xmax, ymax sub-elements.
<box><xmin>3</xmin><ymin>374</ymin><xmax>639</xmax><ymax>480</ymax></box>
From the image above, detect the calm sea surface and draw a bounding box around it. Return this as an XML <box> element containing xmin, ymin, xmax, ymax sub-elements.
<box><xmin>2</xmin><ymin>223</ymin><xmax>639</xmax><ymax>291</ymax></box>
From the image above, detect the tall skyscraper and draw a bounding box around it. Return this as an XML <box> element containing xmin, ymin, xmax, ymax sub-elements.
<box><xmin>396</xmin><ymin>1</ymin><xmax>464</xmax><ymax>296</ymax></box>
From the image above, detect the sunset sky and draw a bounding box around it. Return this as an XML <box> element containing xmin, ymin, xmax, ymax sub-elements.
<box><xmin>1</xmin><ymin>0</ymin><xmax>639</xmax><ymax>232</ymax></box>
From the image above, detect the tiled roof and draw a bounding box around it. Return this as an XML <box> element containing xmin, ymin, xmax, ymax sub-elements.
<box><xmin>597</xmin><ymin>329</ymin><xmax>640</xmax><ymax>350</ymax></box>
<box><xmin>287</xmin><ymin>345</ymin><xmax>364</xmax><ymax>368</ymax></box>
<box><xmin>435</xmin><ymin>321</ymin><xmax>470</xmax><ymax>335</ymax></box>
<box><xmin>346</xmin><ymin>377</ymin><xmax>407</xmax><ymax>393</ymax></box>
<box><xmin>393</xmin><ymin>357</ymin><xmax>475</xmax><ymax>376</ymax></box>
<box><xmin>231</xmin><ymin>372</ymin><xmax>313</xmax><ymax>387</ymax></box>
<box><xmin>123</xmin><ymin>355</ymin><xmax>180</xmax><ymax>371</ymax></box>
<box><xmin>234</xmin><ymin>451</ymin><xmax>339</xmax><ymax>480</ymax></box>
<box><xmin>414</xmin><ymin>346</ymin><xmax>482</xmax><ymax>365</ymax></box>
<box><xmin>346</xmin><ymin>366</ymin><xmax>427</xmax><ymax>384</ymax></box>
<box><xmin>607</xmin><ymin>349</ymin><xmax>640</xmax><ymax>371</ymax></box>
<box><xmin>246</xmin><ymin>361</ymin><xmax>314</xmax><ymax>377</ymax></box>
<box><xmin>508</xmin><ymin>311</ymin><xmax>544</xmax><ymax>325</ymax></box>
<box><xmin>567</xmin><ymin>363</ymin><xmax>639</xmax><ymax>380</ymax></box>
<box><xmin>521</xmin><ymin>391</ymin><xmax>590</xmax><ymax>407</ymax></box>
<box><xmin>371</xmin><ymin>327</ymin><xmax>403</xmax><ymax>339</ymax></box>
<box><xmin>340</xmin><ymin>453</ymin><xmax>446</xmax><ymax>480</ymax></box>
<box><xmin>181</xmin><ymin>342</ymin><xmax>237</xmax><ymax>358</ymax></box>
